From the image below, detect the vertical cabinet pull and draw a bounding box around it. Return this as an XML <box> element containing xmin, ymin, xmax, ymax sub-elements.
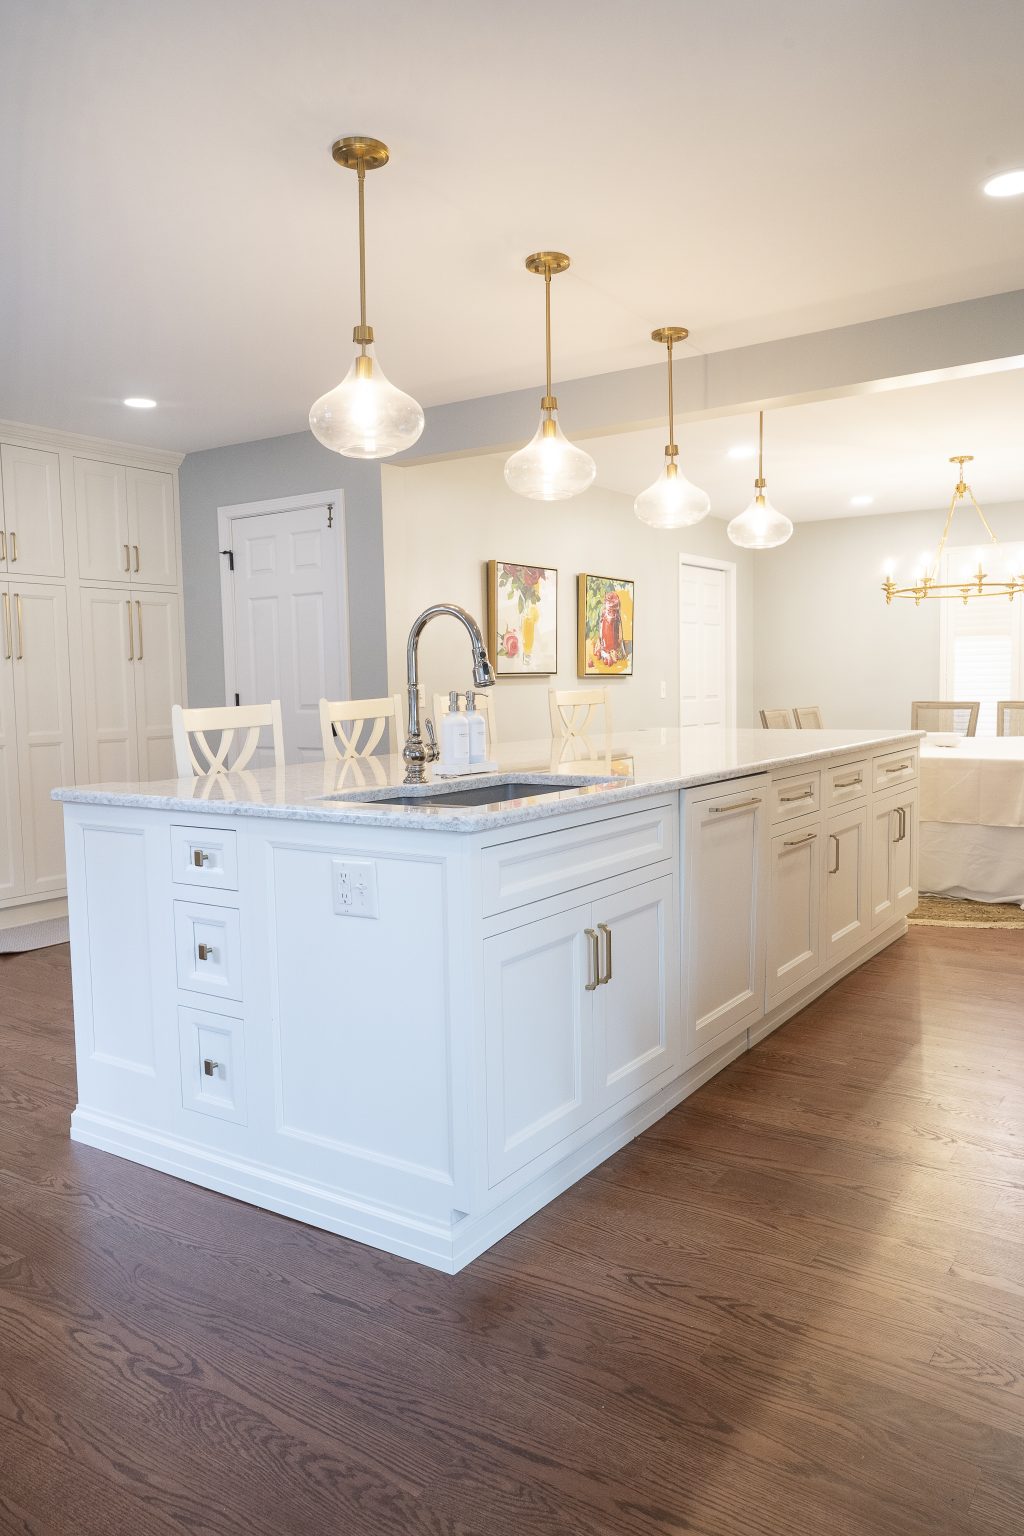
<box><xmin>127</xmin><ymin>601</ymin><xmax>134</xmax><ymax>661</ymax></box>
<box><xmin>898</xmin><ymin>806</ymin><xmax>906</xmax><ymax>843</ymax></box>
<box><xmin>136</xmin><ymin>600</ymin><xmax>143</xmax><ymax>660</ymax></box>
<box><xmin>584</xmin><ymin>928</ymin><xmax>600</xmax><ymax>992</ymax></box>
<box><xmin>8</xmin><ymin>532</ymin><xmax>15</xmax><ymax>563</ymax></box>
<box><xmin>1</xmin><ymin>593</ymin><xmax>11</xmax><ymax>660</ymax></box>
<box><xmin>828</xmin><ymin>833</ymin><xmax>840</xmax><ymax>874</ymax></box>
<box><xmin>133</xmin><ymin>544</ymin><xmax>140</xmax><ymax>573</ymax></box>
<box><xmin>598</xmin><ymin>923</ymin><xmax>612</xmax><ymax>984</ymax></box>
<box><xmin>14</xmin><ymin>594</ymin><xmax>23</xmax><ymax>660</ymax></box>
<box><xmin>0</xmin><ymin>529</ymin><xmax>6</xmax><ymax>563</ymax></box>
<box><xmin>123</xmin><ymin>543</ymin><xmax>131</xmax><ymax>572</ymax></box>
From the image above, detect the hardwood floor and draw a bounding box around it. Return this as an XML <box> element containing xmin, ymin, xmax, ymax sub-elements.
<box><xmin>2</xmin><ymin>929</ymin><xmax>1023</xmax><ymax>1535</ymax></box>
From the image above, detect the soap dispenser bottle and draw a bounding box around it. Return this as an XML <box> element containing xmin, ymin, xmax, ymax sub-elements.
<box><xmin>440</xmin><ymin>691</ymin><xmax>470</xmax><ymax>770</ymax></box>
<box><xmin>464</xmin><ymin>690</ymin><xmax>488</xmax><ymax>766</ymax></box>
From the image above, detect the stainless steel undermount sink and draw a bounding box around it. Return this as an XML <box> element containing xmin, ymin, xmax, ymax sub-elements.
<box><xmin>356</xmin><ymin>780</ymin><xmax>600</xmax><ymax>809</ymax></box>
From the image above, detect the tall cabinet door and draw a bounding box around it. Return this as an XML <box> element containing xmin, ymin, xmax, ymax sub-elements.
<box><xmin>75</xmin><ymin>459</ymin><xmax>130</xmax><ymax>583</ymax></box>
<box><xmin>126</xmin><ymin>468</ymin><xmax>177</xmax><ymax>587</ymax></box>
<box><xmin>133</xmin><ymin>590</ymin><xmax>183</xmax><ymax>780</ymax></box>
<box><xmin>891</xmin><ymin>787</ymin><xmax>918</xmax><ymax>921</ymax></box>
<box><xmin>683</xmin><ymin>777</ymin><xmax>768</xmax><ymax>1061</ymax></box>
<box><xmin>0</xmin><ymin>445</ymin><xmax>65</xmax><ymax>578</ymax></box>
<box><xmin>594</xmin><ymin>873</ymin><xmax>679</xmax><ymax>1112</ymax></box>
<box><xmin>870</xmin><ymin>796</ymin><xmax>899</xmax><ymax>929</ymax></box>
<box><xmin>824</xmin><ymin>804</ymin><xmax>869</xmax><ymax>965</ymax></box>
<box><xmin>10</xmin><ymin>582</ymin><xmax>76</xmax><ymax>896</ymax></box>
<box><xmin>79</xmin><ymin>587</ymin><xmax>140</xmax><ymax>783</ymax></box>
<box><xmin>0</xmin><ymin>589</ymin><xmax>25</xmax><ymax>901</ymax></box>
<box><xmin>767</xmin><ymin>822</ymin><xmax>822</xmax><ymax>1002</ymax></box>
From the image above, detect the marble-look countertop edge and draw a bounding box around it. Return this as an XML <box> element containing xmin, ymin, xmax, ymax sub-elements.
<box><xmin>53</xmin><ymin>731</ymin><xmax>923</xmax><ymax>834</ymax></box>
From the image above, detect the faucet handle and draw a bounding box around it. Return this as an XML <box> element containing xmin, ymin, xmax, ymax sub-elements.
<box><xmin>424</xmin><ymin>717</ymin><xmax>439</xmax><ymax>760</ymax></box>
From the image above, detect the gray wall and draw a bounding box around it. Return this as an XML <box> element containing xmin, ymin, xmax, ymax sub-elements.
<box><xmin>178</xmin><ymin>433</ymin><xmax>386</xmax><ymax>705</ymax></box>
<box><xmin>753</xmin><ymin>502</ymin><xmax>1024</xmax><ymax>728</ymax></box>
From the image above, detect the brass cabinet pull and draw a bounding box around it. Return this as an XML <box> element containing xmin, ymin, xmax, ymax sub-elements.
<box><xmin>834</xmin><ymin>773</ymin><xmax>862</xmax><ymax>788</ymax></box>
<box><xmin>123</xmin><ymin>542</ymin><xmax>130</xmax><ymax>572</ymax></box>
<box><xmin>127</xmin><ymin>600</ymin><xmax>134</xmax><ymax>661</ymax></box>
<box><xmin>897</xmin><ymin>806</ymin><xmax>907</xmax><ymax>843</ymax></box>
<box><xmin>1</xmin><ymin>592</ymin><xmax>11</xmax><ymax>660</ymax></box>
<box><xmin>0</xmin><ymin>529</ymin><xmax>6</xmax><ymax>563</ymax></box>
<box><xmin>597</xmin><ymin>922</ymin><xmax>612</xmax><ymax>985</ymax></box>
<box><xmin>14</xmin><ymin>594</ymin><xmax>23</xmax><ymax>659</ymax></box>
<box><xmin>136</xmin><ymin>600</ymin><xmax>143</xmax><ymax>660</ymax></box>
<box><xmin>133</xmin><ymin>544</ymin><xmax>140</xmax><ymax>573</ymax></box>
<box><xmin>783</xmin><ymin>830</ymin><xmax>817</xmax><ymax>848</ymax></box>
<box><xmin>584</xmin><ymin>928</ymin><xmax>600</xmax><ymax>992</ymax></box>
<box><xmin>828</xmin><ymin>833</ymin><xmax>840</xmax><ymax>875</ymax></box>
<box><xmin>779</xmin><ymin>787</ymin><xmax>814</xmax><ymax>803</ymax></box>
<box><xmin>8</xmin><ymin>531</ymin><xmax>15</xmax><ymax>563</ymax></box>
<box><xmin>193</xmin><ymin>849</ymin><xmax>210</xmax><ymax>868</ymax></box>
<box><xmin>197</xmin><ymin>943</ymin><xmax>214</xmax><ymax>962</ymax></box>
<box><xmin>708</xmin><ymin>796</ymin><xmax>762</xmax><ymax>815</ymax></box>
<box><xmin>884</xmin><ymin>763</ymin><xmax>911</xmax><ymax>775</ymax></box>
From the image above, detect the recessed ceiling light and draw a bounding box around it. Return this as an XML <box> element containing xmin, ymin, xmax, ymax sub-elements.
<box><xmin>727</xmin><ymin>443</ymin><xmax>756</xmax><ymax>460</ymax></box>
<box><xmin>983</xmin><ymin>169</ymin><xmax>1024</xmax><ymax>198</ymax></box>
<box><xmin>850</xmin><ymin>494</ymin><xmax>874</xmax><ymax>507</ymax></box>
<box><xmin>123</xmin><ymin>396</ymin><xmax>157</xmax><ymax>409</ymax></box>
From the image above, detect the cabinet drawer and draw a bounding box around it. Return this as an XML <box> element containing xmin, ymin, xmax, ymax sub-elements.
<box><xmin>481</xmin><ymin>800</ymin><xmax>674</xmax><ymax>917</ymax></box>
<box><xmin>174</xmin><ymin>900</ymin><xmax>242</xmax><ymax>1001</ymax></box>
<box><xmin>769</xmin><ymin>770</ymin><xmax>820</xmax><ymax>825</ymax></box>
<box><xmin>824</xmin><ymin>759</ymin><xmax>868</xmax><ymax>808</ymax></box>
<box><xmin>170</xmin><ymin>824</ymin><xmax>238</xmax><ymax>891</ymax></box>
<box><xmin>178</xmin><ymin>1005</ymin><xmax>246</xmax><ymax>1124</ymax></box>
<box><xmin>872</xmin><ymin>747</ymin><xmax>918</xmax><ymax>793</ymax></box>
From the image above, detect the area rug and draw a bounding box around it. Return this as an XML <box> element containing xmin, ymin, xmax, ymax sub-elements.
<box><xmin>0</xmin><ymin>917</ymin><xmax>70</xmax><ymax>952</ymax></box>
<box><xmin>908</xmin><ymin>895</ymin><xmax>1024</xmax><ymax>929</ymax></box>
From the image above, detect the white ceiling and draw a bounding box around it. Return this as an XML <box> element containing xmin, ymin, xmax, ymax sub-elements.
<box><xmin>578</xmin><ymin>364</ymin><xmax>1024</xmax><ymax>521</ymax></box>
<box><xmin>3</xmin><ymin>0</ymin><xmax>1024</xmax><ymax>452</ymax></box>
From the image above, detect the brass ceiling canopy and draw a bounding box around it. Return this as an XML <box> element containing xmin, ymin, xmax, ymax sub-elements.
<box><xmin>650</xmin><ymin>326</ymin><xmax>689</xmax><ymax>346</ymax></box>
<box><xmin>524</xmin><ymin>251</ymin><xmax>571</xmax><ymax>276</ymax></box>
<box><xmin>882</xmin><ymin>454</ymin><xmax>1023</xmax><ymax>604</ymax></box>
<box><xmin>331</xmin><ymin>136</ymin><xmax>390</xmax><ymax>172</ymax></box>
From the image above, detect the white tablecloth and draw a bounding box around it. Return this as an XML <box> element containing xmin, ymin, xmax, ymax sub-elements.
<box><xmin>920</xmin><ymin>738</ymin><xmax>1024</xmax><ymax>900</ymax></box>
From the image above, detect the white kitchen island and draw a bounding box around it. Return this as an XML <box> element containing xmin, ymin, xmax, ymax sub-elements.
<box><xmin>55</xmin><ymin>726</ymin><xmax>921</xmax><ymax>1272</ymax></box>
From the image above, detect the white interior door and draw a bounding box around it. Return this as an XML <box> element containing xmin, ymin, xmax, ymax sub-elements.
<box><xmin>679</xmin><ymin>557</ymin><xmax>734</xmax><ymax>729</ymax></box>
<box><xmin>11</xmin><ymin>581</ymin><xmax>76</xmax><ymax>895</ymax></box>
<box><xmin>221</xmin><ymin>494</ymin><xmax>349</xmax><ymax>765</ymax></box>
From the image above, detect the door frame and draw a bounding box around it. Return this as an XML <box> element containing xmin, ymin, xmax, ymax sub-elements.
<box><xmin>217</xmin><ymin>490</ymin><xmax>350</xmax><ymax>709</ymax></box>
<box><xmin>678</xmin><ymin>552</ymin><xmax>738</xmax><ymax>731</ymax></box>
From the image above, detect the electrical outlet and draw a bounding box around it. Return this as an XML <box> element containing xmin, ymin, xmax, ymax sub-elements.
<box><xmin>331</xmin><ymin>859</ymin><xmax>379</xmax><ymax>918</ymax></box>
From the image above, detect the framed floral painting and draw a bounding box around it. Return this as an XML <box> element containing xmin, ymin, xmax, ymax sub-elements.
<box><xmin>487</xmin><ymin>561</ymin><xmax>558</xmax><ymax>675</ymax></box>
<box><xmin>577</xmin><ymin>573</ymin><xmax>634</xmax><ymax>677</ymax></box>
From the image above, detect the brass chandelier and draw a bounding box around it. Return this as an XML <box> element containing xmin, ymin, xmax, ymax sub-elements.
<box><xmin>882</xmin><ymin>455</ymin><xmax>1023</xmax><ymax>605</ymax></box>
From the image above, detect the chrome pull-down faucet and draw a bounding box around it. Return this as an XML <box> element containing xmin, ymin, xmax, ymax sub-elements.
<box><xmin>403</xmin><ymin>604</ymin><xmax>496</xmax><ymax>782</ymax></box>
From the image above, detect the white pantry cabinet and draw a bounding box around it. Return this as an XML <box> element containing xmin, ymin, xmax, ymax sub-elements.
<box><xmin>682</xmin><ymin>774</ymin><xmax>768</xmax><ymax>1061</ymax></box>
<box><xmin>75</xmin><ymin>458</ymin><xmax>178</xmax><ymax>587</ymax></box>
<box><xmin>0</xmin><ymin>622</ymin><xmax>24</xmax><ymax>901</ymax></box>
<box><xmin>79</xmin><ymin>586</ymin><xmax>183</xmax><ymax>783</ymax></box>
<box><xmin>0</xmin><ymin>444</ymin><xmax>65</xmax><ymax>579</ymax></box>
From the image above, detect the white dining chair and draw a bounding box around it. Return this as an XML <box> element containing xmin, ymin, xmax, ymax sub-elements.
<box><xmin>432</xmin><ymin>691</ymin><xmax>498</xmax><ymax>752</ymax></box>
<box><xmin>549</xmin><ymin>686</ymin><xmax>612</xmax><ymax>742</ymax></box>
<box><xmin>793</xmin><ymin>705</ymin><xmax>825</xmax><ymax>729</ymax></box>
<box><xmin>910</xmin><ymin>700</ymin><xmax>980</xmax><ymax>737</ymax></box>
<box><xmin>172</xmin><ymin>701</ymin><xmax>286</xmax><ymax>776</ymax></box>
<box><xmin>996</xmin><ymin>701</ymin><xmax>1024</xmax><ymax>736</ymax></box>
<box><xmin>319</xmin><ymin>694</ymin><xmax>405</xmax><ymax>760</ymax></box>
<box><xmin>759</xmin><ymin>708</ymin><xmax>794</xmax><ymax>729</ymax></box>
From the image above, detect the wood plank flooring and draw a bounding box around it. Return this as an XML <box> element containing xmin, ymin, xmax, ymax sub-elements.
<box><xmin>1</xmin><ymin>929</ymin><xmax>1023</xmax><ymax>1534</ymax></box>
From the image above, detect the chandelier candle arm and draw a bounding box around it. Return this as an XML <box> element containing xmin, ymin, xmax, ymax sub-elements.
<box><xmin>504</xmin><ymin>252</ymin><xmax>596</xmax><ymax>501</ymax></box>
<box><xmin>726</xmin><ymin>409</ymin><xmax>793</xmax><ymax>550</ymax></box>
<box><xmin>633</xmin><ymin>326</ymin><xmax>710</xmax><ymax>529</ymax></box>
<box><xmin>882</xmin><ymin>455</ymin><xmax>1022</xmax><ymax>604</ymax></box>
<box><xmin>309</xmin><ymin>135</ymin><xmax>425</xmax><ymax>460</ymax></box>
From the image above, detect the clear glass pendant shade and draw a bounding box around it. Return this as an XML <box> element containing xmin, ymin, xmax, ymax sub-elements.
<box><xmin>309</xmin><ymin>351</ymin><xmax>424</xmax><ymax>459</ymax></box>
<box><xmin>727</xmin><ymin>492</ymin><xmax>793</xmax><ymax>550</ymax></box>
<box><xmin>504</xmin><ymin>413</ymin><xmax>596</xmax><ymax>501</ymax></box>
<box><xmin>633</xmin><ymin>462</ymin><xmax>711</xmax><ymax>529</ymax></box>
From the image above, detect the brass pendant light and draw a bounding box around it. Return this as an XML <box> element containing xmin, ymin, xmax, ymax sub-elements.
<box><xmin>634</xmin><ymin>328</ymin><xmax>710</xmax><ymax>528</ymax></box>
<box><xmin>309</xmin><ymin>136</ymin><xmax>425</xmax><ymax>459</ymax></box>
<box><xmin>727</xmin><ymin>410</ymin><xmax>793</xmax><ymax>549</ymax></box>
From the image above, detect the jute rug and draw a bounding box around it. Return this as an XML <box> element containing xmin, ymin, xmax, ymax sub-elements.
<box><xmin>909</xmin><ymin>895</ymin><xmax>1024</xmax><ymax>929</ymax></box>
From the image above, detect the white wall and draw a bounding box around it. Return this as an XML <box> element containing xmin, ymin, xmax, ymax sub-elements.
<box><xmin>382</xmin><ymin>456</ymin><xmax>755</xmax><ymax>742</ymax></box>
<box><xmin>753</xmin><ymin>501</ymin><xmax>1024</xmax><ymax>728</ymax></box>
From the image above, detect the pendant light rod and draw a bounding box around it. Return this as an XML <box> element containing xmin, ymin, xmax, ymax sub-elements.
<box><xmin>651</xmin><ymin>327</ymin><xmax>688</xmax><ymax>461</ymax></box>
<box><xmin>356</xmin><ymin>159</ymin><xmax>368</xmax><ymax>346</ymax></box>
<box><xmin>756</xmin><ymin>409</ymin><xmax>766</xmax><ymax>490</ymax></box>
<box><xmin>525</xmin><ymin>252</ymin><xmax>571</xmax><ymax>415</ymax></box>
<box><xmin>331</xmin><ymin>136</ymin><xmax>390</xmax><ymax>351</ymax></box>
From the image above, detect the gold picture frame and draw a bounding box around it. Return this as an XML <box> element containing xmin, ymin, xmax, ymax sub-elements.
<box><xmin>486</xmin><ymin>560</ymin><xmax>558</xmax><ymax>676</ymax></box>
<box><xmin>577</xmin><ymin>573</ymin><xmax>634</xmax><ymax>677</ymax></box>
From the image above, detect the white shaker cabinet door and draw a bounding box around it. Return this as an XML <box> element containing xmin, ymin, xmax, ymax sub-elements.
<box><xmin>10</xmin><ymin>581</ymin><xmax>75</xmax><ymax>896</ymax></box>
<box><xmin>870</xmin><ymin>796</ymin><xmax>898</xmax><ymax>929</ymax></box>
<box><xmin>484</xmin><ymin>903</ymin><xmax>594</xmax><ymax>1186</ymax></box>
<box><xmin>133</xmin><ymin>590</ymin><xmax>183</xmax><ymax>781</ymax></box>
<box><xmin>0</xmin><ymin>591</ymin><xmax>25</xmax><ymax>901</ymax></box>
<box><xmin>75</xmin><ymin>458</ymin><xmax>130</xmax><ymax>583</ymax></box>
<box><xmin>766</xmin><ymin>821</ymin><xmax>823</xmax><ymax>1002</ymax></box>
<box><xmin>79</xmin><ymin>587</ymin><xmax>140</xmax><ymax>784</ymax></box>
<box><xmin>824</xmin><ymin>803</ymin><xmax>869</xmax><ymax>965</ymax></box>
<box><xmin>126</xmin><ymin>468</ymin><xmax>177</xmax><ymax>587</ymax></box>
<box><xmin>683</xmin><ymin>776</ymin><xmax>768</xmax><ymax>1061</ymax></box>
<box><xmin>891</xmin><ymin>787</ymin><xmax>918</xmax><ymax>922</ymax></box>
<box><xmin>593</xmin><ymin>873</ymin><xmax>679</xmax><ymax>1112</ymax></box>
<box><xmin>0</xmin><ymin>444</ymin><xmax>65</xmax><ymax>578</ymax></box>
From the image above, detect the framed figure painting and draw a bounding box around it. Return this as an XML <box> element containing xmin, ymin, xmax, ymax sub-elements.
<box><xmin>487</xmin><ymin>561</ymin><xmax>558</xmax><ymax>675</ymax></box>
<box><xmin>577</xmin><ymin>573</ymin><xmax>634</xmax><ymax>676</ymax></box>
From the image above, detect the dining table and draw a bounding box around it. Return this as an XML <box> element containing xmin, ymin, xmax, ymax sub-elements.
<box><xmin>919</xmin><ymin>735</ymin><xmax>1024</xmax><ymax>903</ymax></box>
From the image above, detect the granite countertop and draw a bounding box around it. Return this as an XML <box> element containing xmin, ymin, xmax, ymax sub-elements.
<box><xmin>53</xmin><ymin>727</ymin><xmax>923</xmax><ymax>833</ymax></box>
